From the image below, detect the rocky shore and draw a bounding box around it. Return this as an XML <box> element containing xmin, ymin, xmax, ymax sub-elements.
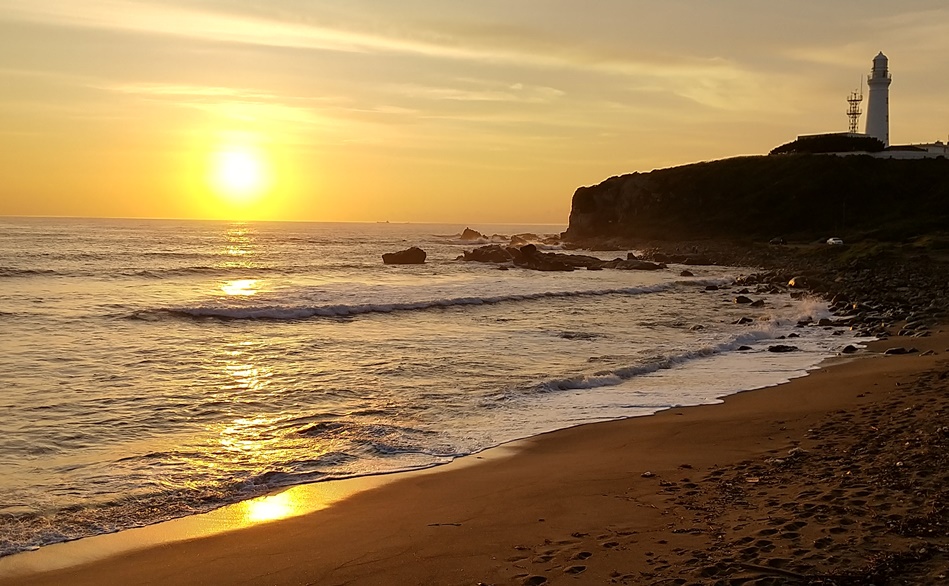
<box><xmin>457</xmin><ymin>232</ymin><xmax>949</xmax><ymax>340</ymax></box>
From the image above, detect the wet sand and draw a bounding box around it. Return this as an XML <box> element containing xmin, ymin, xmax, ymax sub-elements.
<box><xmin>2</xmin><ymin>331</ymin><xmax>947</xmax><ymax>586</ymax></box>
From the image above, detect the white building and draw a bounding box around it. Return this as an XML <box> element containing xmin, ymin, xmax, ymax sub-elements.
<box><xmin>865</xmin><ymin>52</ymin><xmax>892</xmax><ymax>146</ymax></box>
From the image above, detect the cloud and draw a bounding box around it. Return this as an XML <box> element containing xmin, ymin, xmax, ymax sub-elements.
<box><xmin>1</xmin><ymin>0</ymin><xmax>755</xmax><ymax>83</ymax></box>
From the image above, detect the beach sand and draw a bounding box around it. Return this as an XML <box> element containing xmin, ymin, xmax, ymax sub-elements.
<box><xmin>2</xmin><ymin>331</ymin><xmax>947</xmax><ymax>586</ymax></box>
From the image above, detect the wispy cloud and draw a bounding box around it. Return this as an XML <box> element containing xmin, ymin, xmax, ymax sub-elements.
<box><xmin>1</xmin><ymin>0</ymin><xmax>754</xmax><ymax>84</ymax></box>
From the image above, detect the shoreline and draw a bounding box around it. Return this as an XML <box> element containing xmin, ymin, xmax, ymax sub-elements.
<box><xmin>2</xmin><ymin>330</ymin><xmax>946</xmax><ymax>585</ymax></box>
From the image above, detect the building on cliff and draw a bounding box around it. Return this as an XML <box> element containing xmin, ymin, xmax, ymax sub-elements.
<box><xmin>865</xmin><ymin>52</ymin><xmax>891</xmax><ymax>146</ymax></box>
<box><xmin>781</xmin><ymin>53</ymin><xmax>946</xmax><ymax>159</ymax></box>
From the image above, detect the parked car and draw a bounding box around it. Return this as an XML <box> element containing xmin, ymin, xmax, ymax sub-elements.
<box><xmin>826</xmin><ymin>237</ymin><xmax>844</xmax><ymax>245</ymax></box>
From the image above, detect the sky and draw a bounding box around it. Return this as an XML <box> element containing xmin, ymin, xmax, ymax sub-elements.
<box><xmin>1</xmin><ymin>1</ymin><xmax>948</xmax><ymax>223</ymax></box>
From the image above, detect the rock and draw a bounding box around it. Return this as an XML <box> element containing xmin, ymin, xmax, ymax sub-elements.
<box><xmin>817</xmin><ymin>318</ymin><xmax>834</xmax><ymax>326</ymax></box>
<box><xmin>705</xmin><ymin>285</ymin><xmax>720</xmax><ymax>291</ymax></box>
<box><xmin>769</xmin><ymin>237</ymin><xmax>786</xmax><ymax>245</ymax></box>
<box><xmin>788</xmin><ymin>276</ymin><xmax>807</xmax><ymax>288</ymax></box>
<box><xmin>689</xmin><ymin>324</ymin><xmax>705</xmax><ymax>331</ymax></box>
<box><xmin>733</xmin><ymin>317</ymin><xmax>754</xmax><ymax>325</ymax></box>
<box><xmin>463</xmin><ymin>245</ymin><xmax>513</xmax><ymax>263</ymax></box>
<box><xmin>615</xmin><ymin>259</ymin><xmax>664</xmax><ymax>271</ymax></box>
<box><xmin>842</xmin><ymin>345</ymin><xmax>859</xmax><ymax>354</ymax></box>
<box><xmin>768</xmin><ymin>344</ymin><xmax>799</xmax><ymax>353</ymax></box>
<box><xmin>734</xmin><ymin>296</ymin><xmax>753</xmax><ymax>304</ymax></box>
<box><xmin>626</xmin><ymin>252</ymin><xmax>639</xmax><ymax>260</ymax></box>
<box><xmin>460</xmin><ymin>227</ymin><xmax>484</xmax><ymax>241</ymax></box>
<box><xmin>884</xmin><ymin>347</ymin><xmax>918</xmax><ymax>355</ymax></box>
<box><xmin>641</xmin><ymin>471</ymin><xmax>655</xmax><ymax>478</ymax></box>
<box><xmin>680</xmin><ymin>270</ymin><xmax>694</xmax><ymax>277</ymax></box>
<box><xmin>750</xmin><ymin>299</ymin><xmax>765</xmax><ymax>307</ymax></box>
<box><xmin>738</xmin><ymin>345</ymin><xmax>753</xmax><ymax>351</ymax></box>
<box><xmin>382</xmin><ymin>246</ymin><xmax>426</xmax><ymax>264</ymax></box>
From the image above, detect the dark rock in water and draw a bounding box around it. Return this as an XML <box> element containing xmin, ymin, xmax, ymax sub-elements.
<box><xmin>737</xmin><ymin>345</ymin><xmax>753</xmax><ymax>351</ymax></box>
<box><xmin>768</xmin><ymin>344</ymin><xmax>799</xmax><ymax>353</ymax></box>
<box><xmin>750</xmin><ymin>299</ymin><xmax>765</xmax><ymax>307</ymax></box>
<box><xmin>463</xmin><ymin>245</ymin><xmax>513</xmax><ymax>263</ymax></box>
<box><xmin>787</xmin><ymin>333</ymin><xmax>800</xmax><ymax>339</ymax></box>
<box><xmin>733</xmin><ymin>317</ymin><xmax>754</xmax><ymax>325</ymax></box>
<box><xmin>627</xmin><ymin>252</ymin><xmax>639</xmax><ymax>260</ymax></box>
<box><xmin>614</xmin><ymin>259</ymin><xmax>663</xmax><ymax>271</ymax></box>
<box><xmin>817</xmin><ymin>318</ymin><xmax>834</xmax><ymax>326</ymax></box>
<box><xmin>460</xmin><ymin>227</ymin><xmax>484</xmax><ymax>241</ymax></box>
<box><xmin>734</xmin><ymin>295</ymin><xmax>753</xmax><ymax>304</ymax></box>
<box><xmin>689</xmin><ymin>324</ymin><xmax>705</xmax><ymax>331</ymax></box>
<box><xmin>884</xmin><ymin>347</ymin><xmax>918</xmax><ymax>355</ymax></box>
<box><xmin>842</xmin><ymin>345</ymin><xmax>859</xmax><ymax>354</ymax></box>
<box><xmin>680</xmin><ymin>270</ymin><xmax>694</xmax><ymax>277</ymax></box>
<box><xmin>788</xmin><ymin>276</ymin><xmax>807</xmax><ymax>288</ymax></box>
<box><xmin>520</xmin><ymin>243</ymin><xmax>538</xmax><ymax>256</ymax></box>
<box><xmin>769</xmin><ymin>237</ymin><xmax>786</xmax><ymax>245</ymax></box>
<box><xmin>705</xmin><ymin>285</ymin><xmax>720</xmax><ymax>291</ymax></box>
<box><xmin>382</xmin><ymin>246</ymin><xmax>426</xmax><ymax>264</ymax></box>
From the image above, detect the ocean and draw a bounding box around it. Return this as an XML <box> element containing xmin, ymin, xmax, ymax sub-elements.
<box><xmin>0</xmin><ymin>217</ymin><xmax>855</xmax><ymax>557</ymax></box>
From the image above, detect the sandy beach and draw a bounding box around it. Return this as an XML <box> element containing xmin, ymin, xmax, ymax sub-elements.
<box><xmin>2</xmin><ymin>329</ymin><xmax>947</xmax><ymax>586</ymax></box>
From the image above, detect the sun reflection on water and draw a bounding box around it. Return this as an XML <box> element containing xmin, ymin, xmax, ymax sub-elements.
<box><xmin>221</xmin><ymin>279</ymin><xmax>259</xmax><ymax>296</ymax></box>
<box><xmin>239</xmin><ymin>490</ymin><xmax>306</xmax><ymax>523</ymax></box>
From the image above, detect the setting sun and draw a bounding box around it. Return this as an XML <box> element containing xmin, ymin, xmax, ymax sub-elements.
<box><xmin>210</xmin><ymin>147</ymin><xmax>269</xmax><ymax>203</ymax></box>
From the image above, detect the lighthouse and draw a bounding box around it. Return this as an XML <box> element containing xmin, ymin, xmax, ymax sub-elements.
<box><xmin>865</xmin><ymin>52</ymin><xmax>891</xmax><ymax>146</ymax></box>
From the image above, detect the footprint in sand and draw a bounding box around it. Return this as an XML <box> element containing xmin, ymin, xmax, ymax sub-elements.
<box><xmin>522</xmin><ymin>576</ymin><xmax>547</xmax><ymax>586</ymax></box>
<box><xmin>573</xmin><ymin>551</ymin><xmax>593</xmax><ymax>560</ymax></box>
<box><xmin>563</xmin><ymin>565</ymin><xmax>586</xmax><ymax>575</ymax></box>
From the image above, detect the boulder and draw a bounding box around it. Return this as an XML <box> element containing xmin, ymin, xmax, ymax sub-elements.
<box><xmin>615</xmin><ymin>259</ymin><xmax>664</xmax><ymax>271</ymax></box>
<box><xmin>460</xmin><ymin>227</ymin><xmax>484</xmax><ymax>241</ymax></box>
<box><xmin>382</xmin><ymin>247</ymin><xmax>426</xmax><ymax>265</ymax></box>
<box><xmin>680</xmin><ymin>270</ymin><xmax>694</xmax><ymax>277</ymax></box>
<box><xmin>768</xmin><ymin>344</ymin><xmax>799</xmax><ymax>353</ymax></box>
<box><xmin>750</xmin><ymin>299</ymin><xmax>765</xmax><ymax>307</ymax></box>
<box><xmin>788</xmin><ymin>276</ymin><xmax>807</xmax><ymax>288</ymax></box>
<box><xmin>734</xmin><ymin>296</ymin><xmax>753</xmax><ymax>304</ymax></box>
<box><xmin>463</xmin><ymin>245</ymin><xmax>513</xmax><ymax>263</ymax></box>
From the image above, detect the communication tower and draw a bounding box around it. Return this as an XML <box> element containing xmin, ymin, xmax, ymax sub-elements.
<box><xmin>846</xmin><ymin>87</ymin><xmax>863</xmax><ymax>134</ymax></box>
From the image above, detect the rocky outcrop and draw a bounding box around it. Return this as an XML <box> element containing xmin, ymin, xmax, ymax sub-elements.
<box><xmin>565</xmin><ymin>155</ymin><xmax>949</xmax><ymax>243</ymax></box>
<box><xmin>382</xmin><ymin>247</ymin><xmax>426</xmax><ymax>264</ymax></box>
<box><xmin>462</xmin><ymin>244</ymin><xmax>663</xmax><ymax>272</ymax></box>
<box><xmin>460</xmin><ymin>227</ymin><xmax>485</xmax><ymax>241</ymax></box>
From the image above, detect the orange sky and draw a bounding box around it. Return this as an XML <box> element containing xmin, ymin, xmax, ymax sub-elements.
<box><xmin>1</xmin><ymin>1</ymin><xmax>948</xmax><ymax>223</ymax></box>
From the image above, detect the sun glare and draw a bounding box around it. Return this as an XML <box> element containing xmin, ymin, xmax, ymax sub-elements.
<box><xmin>210</xmin><ymin>147</ymin><xmax>269</xmax><ymax>203</ymax></box>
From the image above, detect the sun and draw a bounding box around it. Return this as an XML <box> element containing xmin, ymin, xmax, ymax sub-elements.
<box><xmin>210</xmin><ymin>147</ymin><xmax>269</xmax><ymax>203</ymax></box>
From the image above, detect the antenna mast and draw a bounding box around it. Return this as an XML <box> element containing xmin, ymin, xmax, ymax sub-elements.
<box><xmin>847</xmin><ymin>85</ymin><xmax>864</xmax><ymax>134</ymax></box>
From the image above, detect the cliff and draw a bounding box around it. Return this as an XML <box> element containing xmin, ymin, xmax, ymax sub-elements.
<box><xmin>565</xmin><ymin>155</ymin><xmax>949</xmax><ymax>243</ymax></box>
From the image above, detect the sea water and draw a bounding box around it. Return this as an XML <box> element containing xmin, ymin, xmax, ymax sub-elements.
<box><xmin>0</xmin><ymin>217</ymin><xmax>855</xmax><ymax>556</ymax></box>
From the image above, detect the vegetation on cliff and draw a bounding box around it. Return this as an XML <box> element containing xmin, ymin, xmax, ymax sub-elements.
<box><xmin>565</xmin><ymin>155</ymin><xmax>949</xmax><ymax>243</ymax></box>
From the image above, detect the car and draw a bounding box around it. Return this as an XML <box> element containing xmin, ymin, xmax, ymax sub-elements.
<box><xmin>826</xmin><ymin>237</ymin><xmax>844</xmax><ymax>245</ymax></box>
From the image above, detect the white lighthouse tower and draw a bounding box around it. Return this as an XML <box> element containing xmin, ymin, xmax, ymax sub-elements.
<box><xmin>865</xmin><ymin>52</ymin><xmax>891</xmax><ymax>146</ymax></box>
